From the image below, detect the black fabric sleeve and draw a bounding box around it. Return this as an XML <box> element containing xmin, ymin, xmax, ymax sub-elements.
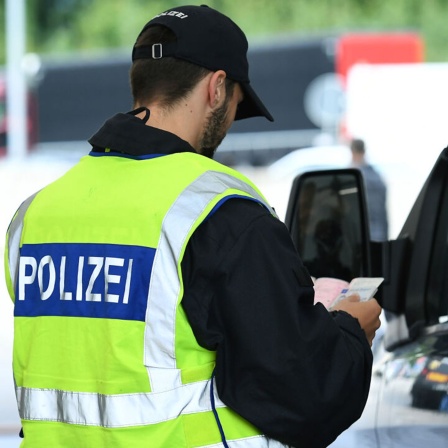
<box><xmin>181</xmin><ymin>198</ymin><xmax>373</xmax><ymax>448</ymax></box>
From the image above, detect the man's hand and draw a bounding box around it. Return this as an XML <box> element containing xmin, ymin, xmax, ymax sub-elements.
<box><xmin>331</xmin><ymin>294</ymin><xmax>382</xmax><ymax>346</ymax></box>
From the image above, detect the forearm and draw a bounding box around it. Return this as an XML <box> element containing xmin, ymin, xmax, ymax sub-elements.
<box><xmin>213</xmin><ymin>302</ymin><xmax>372</xmax><ymax>447</ymax></box>
<box><xmin>181</xmin><ymin>199</ymin><xmax>373</xmax><ymax>447</ymax></box>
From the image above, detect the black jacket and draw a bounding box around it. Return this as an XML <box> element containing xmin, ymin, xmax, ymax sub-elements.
<box><xmin>89</xmin><ymin>110</ymin><xmax>373</xmax><ymax>448</ymax></box>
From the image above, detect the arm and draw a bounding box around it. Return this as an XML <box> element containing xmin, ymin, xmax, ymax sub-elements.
<box><xmin>332</xmin><ymin>294</ymin><xmax>382</xmax><ymax>347</ymax></box>
<box><xmin>182</xmin><ymin>199</ymin><xmax>375</xmax><ymax>448</ymax></box>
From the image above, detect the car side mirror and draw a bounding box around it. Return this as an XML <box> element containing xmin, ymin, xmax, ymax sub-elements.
<box><xmin>285</xmin><ymin>169</ymin><xmax>372</xmax><ymax>281</ymax></box>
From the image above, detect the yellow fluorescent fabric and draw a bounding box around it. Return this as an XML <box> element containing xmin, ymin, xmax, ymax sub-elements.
<box><xmin>13</xmin><ymin>316</ymin><xmax>148</xmax><ymax>394</ymax></box>
<box><xmin>5</xmin><ymin>151</ymin><xmax>281</xmax><ymax>447</ymax></box>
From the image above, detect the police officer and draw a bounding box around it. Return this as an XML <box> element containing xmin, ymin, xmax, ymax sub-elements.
<box><xmin>4</xmin><ymin>5</ymin><xmax>381</xmax><ymax>447</ymax></box>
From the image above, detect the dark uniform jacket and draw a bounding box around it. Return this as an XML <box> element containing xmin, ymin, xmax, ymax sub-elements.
<box><xmin>89</xmin><ymin>110</ymin><xmax>373</xmax><ymax>448</ymax></box>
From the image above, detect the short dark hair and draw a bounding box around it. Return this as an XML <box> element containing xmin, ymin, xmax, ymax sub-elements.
<box><xmin>130</xmin><ymin>25</ymin><xmax>234</xmax><ymax>109</ymax></box>
<box><xmin>350</xmin><ymin>138</ymin><xmax>365</xmax><ymax>154</ymax></box>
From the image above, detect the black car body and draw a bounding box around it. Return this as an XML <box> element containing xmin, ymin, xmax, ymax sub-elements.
<box><xmin>285</xmin><ymin>147</ymin><xmax>448</xmax><ymax>447</ymax></box>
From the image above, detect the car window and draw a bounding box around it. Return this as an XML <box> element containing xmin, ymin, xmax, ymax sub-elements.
<box><xmin>289</xmin><ymin>171</ymin><xmax>368</xmax><ymax>282</ymax></box>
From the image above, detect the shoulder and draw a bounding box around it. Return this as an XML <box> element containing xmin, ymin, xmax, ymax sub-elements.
<box><xmin>184</xmin><ymin>197</ymin><xmax>285</xmax><ymax>272</ymax></box>
<box><xmin>200</xmin><ymin>197</ymin><xmax>276</xmax><ymax>248</ymax></box>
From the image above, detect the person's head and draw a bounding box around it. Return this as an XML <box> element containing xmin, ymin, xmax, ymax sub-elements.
<box><xmin>131</xmin><ymin>25</ymin><xmax>224</xmax><ymax>111</ymax></box>
<box><xmin>130</xmin><ymin>5</ymin><xmax>273</xmax><ymax>157</ymax></box>
<box><xmin>350</xmin><ymin>138</ymin><xmax>366</xmax><ymax>165</ymax></box>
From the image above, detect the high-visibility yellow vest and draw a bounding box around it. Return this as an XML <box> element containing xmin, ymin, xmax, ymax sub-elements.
<box><xmin>4</xmin><ymin>151</ymin><xmax>286</xmax><ymax>447</ymax></box>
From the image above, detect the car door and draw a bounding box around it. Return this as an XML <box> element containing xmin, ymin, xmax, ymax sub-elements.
<box><xmin>285</xmin><ymin>146</ymin><xmax>448</xmax><ymax>447</ymax></box>
<box><xmin>374</xmin><ymin>146</ymin><xmax>448</xmax><ymax>447</ymax></box>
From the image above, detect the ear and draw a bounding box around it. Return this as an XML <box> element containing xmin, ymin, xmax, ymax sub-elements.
<box><xmin>207</xmin><ymin>70</ymin><xmax>227</xmax><ymax>109</ymax></box>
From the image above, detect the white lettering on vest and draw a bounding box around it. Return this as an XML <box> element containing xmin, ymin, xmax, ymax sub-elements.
<box><xmin>60</xmin><ymin>256</ymin><xmax>72</xmax><ymax>301</ymax></box>
<box><xmin>18</xmin><ymin>255</ymin><xmax>133</xmax><ymax>304</ymax></box>
<box><xmin>38</xmin><ymin>256</ymin><xmax>56</xmax><ymax>300</ymax></box>
<box><xmin>104</xmin><ymin>257</ymin><xmax>124</xmax><ymax>303</ymax></box>
<box><xmin>76</xmin><ymin>256</ymin><xmax>84</xmax><ymax>301</ymax></box>
<box><xmin>123</xmin><ymin>258</ymin><xmax>133</xmax><ymax>304</ymax></box>
<box><xmin>86</xmin><ymin>257</ymin><xmax>103</xmax><ymax>302</ymax></box>
<box><xmin>18</xmin><ymin>256</ymin><xmax>37</xmax><ymax>300</ymax></box>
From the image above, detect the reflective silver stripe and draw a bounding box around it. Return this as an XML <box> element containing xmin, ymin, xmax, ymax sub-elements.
<box><xmin>16</xmin><ymin>385</ymin><xmax>287</xmax><ymax>447</ymax></box>
<box><xmin>7</xmin><ymin>193</ymin><xmax>39</xmax><ymax>294</ymax></box>
<box><xmin>204</xmin><ymin>437</ymin><xmax>287</xmax><ymax>448</ymax></box>
<box><xmin>17</xmin><ymin>378</ymin><xmax>225</xmax><ymax>427</ymax></box>
<box><xmin>144</xmin><ymin>171</ymin><xmax>274</xmax><ymax>392</ymax></box>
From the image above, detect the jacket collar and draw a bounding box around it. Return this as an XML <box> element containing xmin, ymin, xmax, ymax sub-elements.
<box><xmin>88</xmin><ymin>108</ymin><xmax>196</xmax><ymax>156</ymax></box>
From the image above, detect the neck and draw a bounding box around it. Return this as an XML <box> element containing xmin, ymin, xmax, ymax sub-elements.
<box><xmin>352</xmin><ymin>153</ymin><xmax>366</xmax><ymax>166</ymax></box>
<box><xmin>132</xmin><ymin>104</ymin><xmax>202</xmax><ymax>151</ymax></box>
<box><xmin>134</xmin><ymin>76</ymin><xmax>212</xmax><ymax>152</ymax></box>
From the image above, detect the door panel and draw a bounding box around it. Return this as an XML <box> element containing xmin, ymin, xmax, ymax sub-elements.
<box><xmin>376</xmin><ymin>336</ymin><xmax>448</xmax><ymax>447</ymax></box>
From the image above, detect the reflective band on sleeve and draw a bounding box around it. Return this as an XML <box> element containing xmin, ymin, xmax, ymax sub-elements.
<box><xmin>144</xmin><ymin>171</ymin><xmax>274</xmax><ymax>392</ymax></box>
<box><xmin>17</xmin><ymin>378</ymin><xmax>224</xmax><ymax>427</ymax></box>
<box><xmin>203</xmin><ymin>437</ymin><xmax>287</xmax><ymax>448</ymax></box>
<box><xmin>7</xmin><ymin>193</ymin><xmax>39</xmax><ymax>294</ymax></box>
